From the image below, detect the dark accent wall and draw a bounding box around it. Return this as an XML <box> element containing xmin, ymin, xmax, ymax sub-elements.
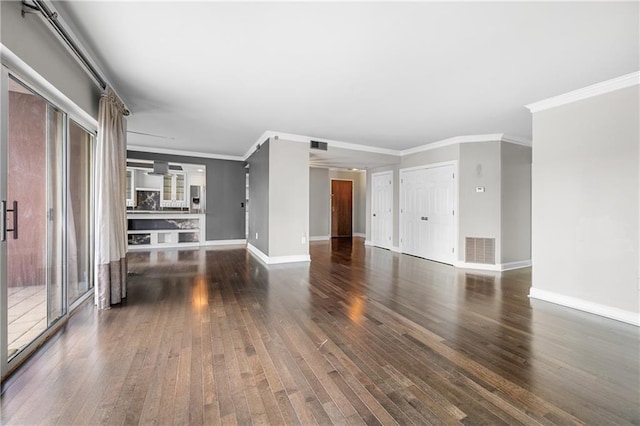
<box><xmin>127</xmin><ymin>150</ymin><xmax>246</xmax><ymax>241</ymax></box>
<box><xmin>246</xmin><ymin>141</ymin><xmax>269</xmax><ymax>255</ymax></box>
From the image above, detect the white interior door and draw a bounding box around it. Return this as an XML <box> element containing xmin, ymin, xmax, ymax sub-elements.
<box><xmin>424</xmin><ymin>165</ymin><xmax>455</xmax><ymax>263</ymax></box>
<box><xmin>400</xmin><ymin>164</ymin><xmax>456</xmax><ymax>264</ymax></box>
<box><xmin>371</xmin><ymin>171</ymin><xmax>393</xmax><ymax>249</ymax></box>
<box><xmin>400</xmin><ymin>169</ymin><xmax>421</xmax><ymax>255</ymax></box>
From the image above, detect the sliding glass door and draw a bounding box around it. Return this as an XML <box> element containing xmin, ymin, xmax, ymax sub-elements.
<box><xmin>68</xmin><ymin>121</ymin><xmax>94</xmax><ymax>307</ymax></box>
<box><xmin>3</xmin><ymin>76</ymin><xmax>65</xmax><ymax>361</ymax></box>
<box><xmin>1</xmin><ymin>70</ymin><xmax>95</xmax><ymax>379</ymax></box>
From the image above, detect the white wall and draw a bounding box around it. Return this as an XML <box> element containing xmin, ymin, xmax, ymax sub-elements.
<box><xmin>269</xmin><ymin>139</ymin><xmax>310</xmax><ymax>258</ymax></box>
<box><xmin>458</xmin><ymin>141</ymin><xmax>502</xmax><ymax>263</ymax></box>
<box><xmin>531</xmin><ymin>84</ymin><xmax>639</xmax><ymax>323</ymax></box>
<box><xmin>501</xmin><ymin>143</ymin><xmax>532</xmax><ymax>264</ymax></box>
<box><xmin>309</xmin><ymin>167</ymin><xmax>330</xmax><ymax>237</ymax></box>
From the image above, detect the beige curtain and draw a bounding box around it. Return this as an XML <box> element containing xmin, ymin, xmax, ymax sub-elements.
<box><xmin>95</xmin><ymin>88</ymin><xmax>127</xmax><ymax>309</ymax></box>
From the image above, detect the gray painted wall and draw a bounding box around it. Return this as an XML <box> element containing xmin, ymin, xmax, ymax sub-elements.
<box><xmin>1</xmin><ymin>1</ymin><xmax>100</xmax><ymax>118</ymax></box>
<box><xmin>531</xmin><ymin>85</ymin><xmax>639</xmax><ymax>314</ymax></box>
<box><xmin>366</xmin><ymin>141</ymin><xmax>532</xmax><ymax>265</ymax></box>
<box><xmin>458</xmin><ymin>141</ymin><xmax>502</xmax><ymax>262</ymax></box>
<box><xmin>501</xmin><ymin>142</ymin><xmax>532</xmax><ymax>263</ymax></box>
<box><xmin>309</xmin><ymin>167</ymin><xmax>330</xmax><ymax>237</ymax></box>
<box><xmin>127</xmin><ymin>150</ymin><xmax>246</xmax><ymax>241</ymax></box>
<box><xmin>401</xmin><ymin>144</ymin><xmax>459</xmax><ymax>169</ymax></box>
<box><xmin>247</xmin><ymin>141</ymin><xmax>269</xmax><ymax>254</ymax></box>
<box><xmin>269</xmin><ymin>139</ymin><xmax>309</xmax><ymax>257</ymax></box>
<box><xmin>329</xmin><ymin>169</ymin><xmax>366</xmax><ymax>235</ymax></box>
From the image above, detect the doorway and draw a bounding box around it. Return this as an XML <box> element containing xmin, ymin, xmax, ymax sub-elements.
<box><xmin>399</xmin><ymin>163</ymin><xmax>456</xmax><ymax>264</ymax></box>
<box><xmin>371</xmin><ymin>171</ymin><xmax>393</xmax><ymax>249</ymax></box>
<box><xmin>331</xmin><ymin>179</ymin><xmax>353</xmax><ymax>238</ymax></box>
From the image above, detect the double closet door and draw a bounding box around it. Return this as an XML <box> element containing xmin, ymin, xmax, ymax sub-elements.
<box><xmin>400</xmin><ymin>164</ymin><xmax>456</xmax><ymax>264</ymax></box>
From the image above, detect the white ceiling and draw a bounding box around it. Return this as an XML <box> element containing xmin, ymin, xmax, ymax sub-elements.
<box><xmin>56</xmin><ymin>1</ymin><xmax>638</xmax><ymax>160</ymax></box>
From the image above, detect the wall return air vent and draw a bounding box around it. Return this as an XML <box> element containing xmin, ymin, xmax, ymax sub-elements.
<box><xmin>465</xmin><ymin>237</ymin><xmax>496</xmax><ymax>264</ymax></box>
<box><xmin>310</xmin><ymin>140</ymin><xmax>328</xmax><ymax>151</ymax></box>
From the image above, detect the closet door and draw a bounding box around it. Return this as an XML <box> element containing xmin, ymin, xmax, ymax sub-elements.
<box><xmin>423</xmin><ymin>165</ymin><xmax>455</xmax><ymax>264</ymax></box>
<box><xmin>400</xmin><ymin>164</ymin><xmax>456</xmax><ymax>264</ymax></box>
<box><xmin>371</xmin><ymin>171</ymin><xmax>393</xmax><ymax>249</ymax></box>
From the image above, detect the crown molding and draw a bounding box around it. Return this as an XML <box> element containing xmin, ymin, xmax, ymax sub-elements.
<box><xmin>243</xmin><ymin>130</ymin><xmax>532</xmax><ymax>161</ymax></box>
<box><xmin>501</xmin><ymin>135</ymin><xmax>532</xmax><ymax>147</ymax></box>
<box><xmin>400</xmin><ymin>133</ymin><xmax>531</xmax><ymax>156</ymax></box>
<box><xmin>244</xmin><ymin>130</ymin><xmax>401</xmax><ymax>160</ymax></box>
<box><xmin>526</xmin><ymin>71</ymin><xmax>640</xmax><ymax>113</ymax></box>
<box><xmin>243</xmin><ymin>131</ymin><xmax>272</xmax><ymax>161</ymax></box>
<box><xmin>127</xmin><ymin>144</ymin><xmax>243</xmax><ymax>162</ymax></box>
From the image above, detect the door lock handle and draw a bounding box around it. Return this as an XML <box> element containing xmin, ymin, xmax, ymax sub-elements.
<box><xmin>2</xmin><ymin>201</ymin><xmax>18</xmax><ymax>241</ymax></box>
<box><xmin>421</xmin><ymin>216</ymin><xmax>428</xmax><ymax>221</ymax></box>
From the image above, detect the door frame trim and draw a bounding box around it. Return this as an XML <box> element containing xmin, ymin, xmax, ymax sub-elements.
<box><xmin>329</xmin><ymin>178</ymin><xmax>354</xmax><ymax>238</ymax></box>
<box><xmin>371</xmin><ymin>170</ymin><xmax>393</xmax><ymax>249</ymax></box>
<box><xmin>399</xmin><ymin>160</ymin><xmax>458</xmax><ymax>264</ymax></box>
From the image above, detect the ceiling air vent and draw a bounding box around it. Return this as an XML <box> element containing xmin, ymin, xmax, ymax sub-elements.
<box><xmin>465</xmin><ymin>237</ymin><xmax>496</xmax><ymax>264</ymax></box>
<box><xmin>310</xmin><ymin>140</ymin><xmax>328</xmax><ymax>151</ymax></box>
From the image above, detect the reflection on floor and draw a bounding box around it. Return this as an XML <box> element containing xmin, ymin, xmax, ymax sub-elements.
<box><xmin>7</xmin><ymin>285</ymin><xmax>46</xmax><ymax>358</ymax></box>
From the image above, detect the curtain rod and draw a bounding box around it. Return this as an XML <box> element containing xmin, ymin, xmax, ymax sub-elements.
<box><xmin>22</xmin><ymin>0</ymin><xmax>107</xmax><ymax>90</ymax></box>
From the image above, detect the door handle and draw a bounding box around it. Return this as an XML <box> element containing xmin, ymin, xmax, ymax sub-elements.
<box><xmin>3</xmin><ymin>201</ymin><xmax>18</xmax><ymax>240</ymax></box>
<box><xmin>421</xmin><ymin>216</ymin><xmax>428</xmax><ymax>221</ymax></box>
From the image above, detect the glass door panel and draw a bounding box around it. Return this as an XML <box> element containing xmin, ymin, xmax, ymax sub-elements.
<box><xmin>5</xmin><ymin>77</ymin><xmax>65</xmax><ymax>360</ymax></box>
<box><xmin>175</xmin><ymin>174</ymin><xmax>185</xmax><ymax>202</ymax></box>
<box><xmin>67</xmin><ymin>121</ymin><xmax>94</xmax><ymax>306</ymax></box>
<box><xmin>162</xmin><ymin>174</ymin><xmax>172</xmax><ymax>201</ymax></box>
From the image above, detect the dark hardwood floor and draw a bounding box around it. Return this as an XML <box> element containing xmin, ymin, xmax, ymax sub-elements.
<box><xmin>1</xmin><ymin>238</ymin><xmax>639</xmax><ymax>425</ymax></box>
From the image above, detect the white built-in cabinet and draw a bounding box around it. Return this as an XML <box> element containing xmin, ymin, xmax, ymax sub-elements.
<box><xmin>126</xmin><ymin>167</ymin><xmax>189</xmax><ymax>208</ymax></box>
<box><xmin>161</xmin><ymin>173</ymin><xmax>187</xmax><ymax>207</ymax></box>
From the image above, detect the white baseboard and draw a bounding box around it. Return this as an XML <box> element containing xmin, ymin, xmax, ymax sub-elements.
<box><xmin>203</xmin><ymin>239</ymin><xmax>247</xmax><ymax>246</ymax></box>
<box><xmin>309</xmin><ymin>236</ymin><xmax>330</xmax><ymax>241</ymax></box>
<box><xmin>247</xmin><ymin>243</ymin><xmax>311</xmax><ymax>265</ymax></box>
<box><xmin>500</xmin><ymin>260</ymin><xmax>532</xmax><ymax>271</ymax></box>
<box><xmin>353</xmin><ymin>233</ymin><xmax>366</xmax><ymax>238</ymax></box>
<box><xmin>363</xmin><ymin>240</ymin><xmax>399</xmax><ymax>252</ymax></box>
<box><xmin>454</xmin><ymin>261</ymin><xmax>501</xmax><ymax>271</ymax></box>
<box><xmin>454</xmin><ymin>259</ymin><xmax>532</xmax><ymax>272</ymax></box>
<box><xmin>529</xmin><ymin>288</ymin><xmax>639</xmax><ymax>326</ymax></box>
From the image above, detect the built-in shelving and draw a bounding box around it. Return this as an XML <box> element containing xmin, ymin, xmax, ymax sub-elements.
<box><xmin>127</xmin><ymin>213</ymin><xmax>205</xmax><ymax>250</ymax></box>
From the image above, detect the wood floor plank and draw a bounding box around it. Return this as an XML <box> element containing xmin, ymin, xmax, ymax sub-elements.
<box><xmin>1</xmin><ymin>240</ymin><xmax>638</xmax><ymax>425</ymax></box>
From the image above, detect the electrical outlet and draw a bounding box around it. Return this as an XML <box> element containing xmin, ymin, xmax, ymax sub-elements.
<box><xmin>255</xmin><ymin>232</ymin><xmax>258</xmax><ymax>239</ymax></box>
<box><xmin>301</xmin><ymin>236</ymin><xmax>306</xmax><ymax>244</ymax></box>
